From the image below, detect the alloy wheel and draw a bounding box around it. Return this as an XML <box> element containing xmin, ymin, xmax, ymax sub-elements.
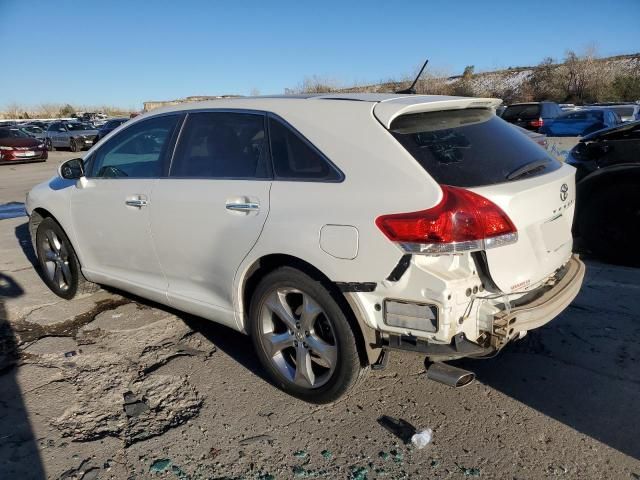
<box><xmin>259</xmin><ymin>287</ymin><xmax>338</xmax><ymax>389</ymax></box>
<box><xmin>41</xmin><ymin>229</ymin><xmax>71</xmax><ymax>292</ymax></box>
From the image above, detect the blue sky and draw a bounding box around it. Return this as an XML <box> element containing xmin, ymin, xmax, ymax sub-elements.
<box><xmin>1</xmin><ymin>0</ymin><xmax>638</xmax><ymax>110</ymax></box>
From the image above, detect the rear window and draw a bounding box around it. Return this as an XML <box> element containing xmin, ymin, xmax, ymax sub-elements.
<box><xmin>501</xmin><ymin>104</ymin><xmax>540</xmax><ymax>121</ymax></box>
<box><xmin>389</xmin><ymin>109</ymin><xmax>560</xmax><ymax>187</ymax></box>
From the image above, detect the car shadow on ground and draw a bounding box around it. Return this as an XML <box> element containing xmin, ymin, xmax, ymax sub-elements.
<box><xmin>0</xmin><ymin>272</ymin><xmax>46</xmax><ymax>479</ymax></box>
<box><xmin>15</xmin><ymin>222</ymin><xmax>38</xmax><ymax>269</ymax></box>
<box><xmin>458</xmin><ymin>259</ymin><xmax>640</xmax><ymax>460</ymax></box>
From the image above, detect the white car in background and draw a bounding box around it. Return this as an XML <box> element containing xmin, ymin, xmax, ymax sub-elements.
<box><xmin>26</xmin><ymin>94</ymin><xmax>585</xmax><ymax>402</ymax></box>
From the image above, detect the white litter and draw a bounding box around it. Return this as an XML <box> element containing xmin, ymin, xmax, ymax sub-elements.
<box><xmin>411</xmin><ymin>429</ymin><xmax>433</xmax><ymax>449</ymax></box>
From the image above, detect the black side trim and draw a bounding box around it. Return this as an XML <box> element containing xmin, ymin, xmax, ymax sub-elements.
<box><xmin>336</xmin><ymin>282</ymin><xmax>376</xmax><ymax>292</ymax></box>
<box><xmin>471</xmin><ymin>251</ymin><xmax>500</xmax><ymax>293</ymax></box>
<box><xmin>386</xmin><ymin>254</ymin><xmax>411</xmax><ymax>282</ymax></box>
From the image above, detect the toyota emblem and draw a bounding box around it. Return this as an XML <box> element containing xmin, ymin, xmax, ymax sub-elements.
<box><xmin>560</xmin><ymin>183</ymin><xmax>568</xmax><ymax>202</ymax></box>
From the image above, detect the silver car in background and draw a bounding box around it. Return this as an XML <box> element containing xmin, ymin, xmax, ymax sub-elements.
<box><xmin>44</xmin><ymin>121</ymin><xmax>98</xmax><ymax>152</ymax></box>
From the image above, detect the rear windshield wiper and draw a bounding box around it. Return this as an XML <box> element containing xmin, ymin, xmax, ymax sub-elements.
<box><xmin>506</xmin><ymin>159</ymin><xmax>549</xmax><ymax>181</ymax></box>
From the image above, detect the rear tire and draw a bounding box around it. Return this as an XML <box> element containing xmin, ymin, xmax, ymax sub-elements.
<box><xmin>581</xmin><ymin>182</ymin><xmax>640</xmax><ymax>266</ymax></box>
<box><xmin>249</xmin><ymin>267</ymin><xmax>366</xmax><ymax>403</ymax></box>
<box><xmin>35</xmin><ymin>218</ymin><xmax>98</xmax><ymax>299</ymax></box>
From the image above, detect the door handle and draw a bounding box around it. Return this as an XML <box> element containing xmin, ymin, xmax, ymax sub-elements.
<box><xmin>125</xmin><ymin>196</ymin><xmax>149</xmax><ymax>208</ymax></box>
<box><xmin>225</xmin><ymin>202</ymin><xmax>260</xmax><ymax>213</ymax></box>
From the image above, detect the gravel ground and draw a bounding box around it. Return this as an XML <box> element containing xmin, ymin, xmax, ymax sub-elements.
<box><xmin>1</xmin><ymin>155</ymin><xmax>639</xmax><ymax>479</ymax></box>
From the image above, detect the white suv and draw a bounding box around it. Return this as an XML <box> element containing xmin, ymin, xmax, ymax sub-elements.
<box><xmin>26</xmin><ymin>94</ymin><xmax>585</xmax><ymax>402</ymax></box>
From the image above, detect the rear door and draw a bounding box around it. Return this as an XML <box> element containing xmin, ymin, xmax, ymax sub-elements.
<box><xmin>48</xmin><ymin>122</ymin><xmax>66</xmax><ymax>147</ymax></box>
<box><xmin>388</xmin><ymin>108</ymin><xmax>575</xmax><ymax>293</ymax></box>
<box><xmin>150</xmin><ymin>111</ymin><xmax>271</xmax><ymax>327</ymax></box>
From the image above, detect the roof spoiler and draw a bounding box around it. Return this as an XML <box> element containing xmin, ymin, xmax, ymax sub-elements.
<box><xmin>395</xmin><ymin>59</ymin><xmax>429</xmax><ymax>95</ymax></box>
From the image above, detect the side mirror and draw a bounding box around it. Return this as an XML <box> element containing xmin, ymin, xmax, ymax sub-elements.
<box><xmin>59</xmin><ymin>158</ymin><xmax>85</xmax><ymax>180</ymax></box>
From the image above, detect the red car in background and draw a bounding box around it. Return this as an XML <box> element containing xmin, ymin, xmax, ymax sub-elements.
<box><xmin>0</xmin><ymin>126</ymin><xmax>48</xmax><ymax>163</ymax></box>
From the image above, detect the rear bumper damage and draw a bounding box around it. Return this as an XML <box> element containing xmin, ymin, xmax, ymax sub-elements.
<box><xmin>489</xmin><ymin>254</ymin><xmax>585</xmax><ymax>350</ymax></box>
<box><xmin>372</xmin><ymin>254</ymin><xmax>585</xmax><ymax>362</ymax></box>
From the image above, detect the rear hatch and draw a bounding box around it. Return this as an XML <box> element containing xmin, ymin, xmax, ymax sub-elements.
<box><xmin>501</xmin><ymin>104</ymin><xmax>542</xmax><ymax>129</ymax></box>
<box><xmin>383</xmin><ymin>106</ymin><xmax>575</xmax><ymax>293</ymax></box>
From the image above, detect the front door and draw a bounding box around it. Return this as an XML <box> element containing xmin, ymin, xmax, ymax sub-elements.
<box><xmin>70</xmin><ymin>114</ymin><xmax>182</xmax><ymax>302</ymax></box>
<box><xmin>150</xmin><ymin>111</ymin><xmax>271</xmax><ymax>327</ymax></box>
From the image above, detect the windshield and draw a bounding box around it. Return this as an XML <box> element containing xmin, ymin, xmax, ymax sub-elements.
<box><xmin>389</xmin><ymin>109</ymin><xmax>560</xmax><ymax>187</ymax></box>
<box><xmin>66</xmin><ymin>123</ymin><xmax>94</xmax><ymax>131</ymax></box>
<box><xmin>541</xmin><ymin>110</ymin><xmax>605</xmax><ymax>137</ymax></box>
<box><xmin>0</xmin><ymin>128</ymin><xmax>30</xmax><ymax>139</ymax></box>
<box><xmin>23</xmin><ymin>126</ymin><xmax>43</xmax><ymax>134</ymax></box>
<box><xmin>105</xmin><ymin>119</ymin><xmax>125</xmax><ymax>128</ymax></box>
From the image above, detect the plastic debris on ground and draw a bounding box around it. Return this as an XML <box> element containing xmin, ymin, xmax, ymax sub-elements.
<box><xmin>410</xmin><ymin>428</ymin><xmax>433</xmax><ymax>449</ymax></box>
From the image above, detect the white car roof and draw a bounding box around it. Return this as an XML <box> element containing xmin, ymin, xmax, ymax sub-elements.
<box><xmin>142</xmin><ymin>93</ymin><xmax>501</xmax><ymax>129</ymax></box>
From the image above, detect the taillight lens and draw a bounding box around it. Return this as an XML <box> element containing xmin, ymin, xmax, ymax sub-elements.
<box><xmin>375</xmin><ymin>186</ymin><xmax>518</xmax><ymax>254</ymax></box>
<box><xmin>529</xmin><ymin>118</ymin><xmax>544</xmax><ymax>128</ymax></box>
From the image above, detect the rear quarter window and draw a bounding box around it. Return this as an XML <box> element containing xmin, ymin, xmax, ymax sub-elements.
<box><xmin>389</xmin><ymin>109</ymin><xmax>560</xmax><ymax>187</ymax></box>
<box><xmin>268</xmin><ymin>117</ymin><xmax>342</xmax><ymax>182</ymax></box>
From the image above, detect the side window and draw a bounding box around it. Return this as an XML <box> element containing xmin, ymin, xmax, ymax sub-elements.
<box><xmin>89</xmin><ymin>115</ymin><xmax>179</xmax><ymax>179</ymax></box>
<box><xmin>170</xmin><ymin>112</ymin><xmax>269</xmax><ymax>179</ymax></box>
<box><xmin>268</xmin><ymin>117</ymin><xmax>342</xmax><ymax>181</ymax></box>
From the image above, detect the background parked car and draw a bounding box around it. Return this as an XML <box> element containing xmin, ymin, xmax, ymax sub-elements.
<box><xmin>0</xmin><ymin>126</ymin><xmax>48</xmax><ymax>163</ymax></box>
<box><xmin>96</xmin><ymin>117</ymin><xmax>128</xmax><ymax>141</ymax></box>
<box><xmin>44</xmin><ymin>121</ymin><xmax>98</xmax><ymax>152</ymax></box>
<box><xmin>566</xmin><ymin>120</ymin><xmax>640</xmax><ymax>266</ymax></box>
<box><xmin>540</xmin><ymin>109</ymin><xmax>621</xmax><ymax>137</ymax></box>
<box><xmin>501</xmin><ymin>101</ymin><xmax>563</xmax><ymax>132</ymax></box>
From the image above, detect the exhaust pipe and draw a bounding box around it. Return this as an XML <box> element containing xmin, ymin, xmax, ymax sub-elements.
<box><xmin>425</xmin><ymin>361</ymin><xmax>475</xmax><ymax>388</ymax></box>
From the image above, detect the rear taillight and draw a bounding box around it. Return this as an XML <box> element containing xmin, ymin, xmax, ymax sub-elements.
<box><xmin>529</xmin><ymin>118</ymin><xmax>544</xmax><ymax>128</ymax></box>
<box><xmin>375</xmin><ymin>186</ymin><xmax>518</xmax><ymax>254</ymax></box>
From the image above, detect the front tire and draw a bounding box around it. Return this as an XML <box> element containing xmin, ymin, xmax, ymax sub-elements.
<box><xmin>69</xmin><ymin>138</ymin><xmax>79</xmax><ymax>152</ymax></box>
<box><xmin>35</xmin><ymin>218</ymin><xmax>97</xmax><ymax>299</ymax></box>
<box><xmin>249</xmin><ymin>267</ymin><xmax>365</xmax><ymax>403</ymax></box>
<box><xmin>45</xmin><ymin>138</ymin><xmax>55</xmax><ymax>151</ymax></box>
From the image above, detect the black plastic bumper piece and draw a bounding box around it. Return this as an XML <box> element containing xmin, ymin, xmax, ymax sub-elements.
<box><xmin>336</xmin><ymin>282</ymin><xmax>376</xmax><ymax>292</ymax></box>
<box><xmin>384</xmin><ymin>332</ymin><xmax>491</xmax><ymax>360</ymax></box>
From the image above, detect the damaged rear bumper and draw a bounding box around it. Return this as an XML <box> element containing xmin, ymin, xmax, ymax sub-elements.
<box><xmin>382</xmin><ymin>254</ymin><xmax>586</xmax><ymax>361</ymax></box>
<box><xmin>490</xmin><ymin>254</ymin><xmax>585</xmax><ymax>350</ymax></box>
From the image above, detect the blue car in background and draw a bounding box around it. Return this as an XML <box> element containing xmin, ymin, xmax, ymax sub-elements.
<box><xmin>541</xmin><ymin>109</ymin><xmax>622</xmax><ymax>137</ymax></box>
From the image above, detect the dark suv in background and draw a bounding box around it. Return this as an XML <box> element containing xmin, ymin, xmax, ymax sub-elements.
<box><xmin>501</xmin><ymin>101</ymin><xmax>563</xmax><ymax>132</ymax></box>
